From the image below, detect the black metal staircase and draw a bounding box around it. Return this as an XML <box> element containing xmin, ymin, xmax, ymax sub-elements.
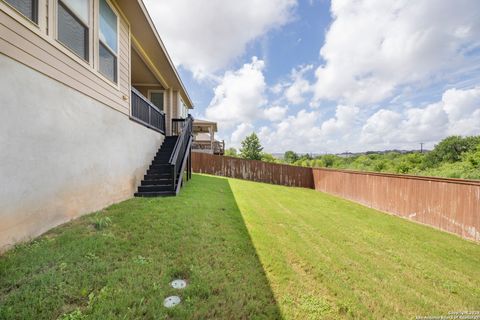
<box><xmin>134</xmin><ymin>115</ymin><xmax>193</xmax><ymax>197</ymax></box>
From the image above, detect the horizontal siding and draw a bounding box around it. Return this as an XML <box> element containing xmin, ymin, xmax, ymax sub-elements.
<box><xmin>118</xmin><ymin>18</ymin><xmax>130</xmax><ymax>95</ymax></box>
<box><xmin>0</xmin><ymin>9</ymin><xmax>131</xmax><ymax>115</ymax></box>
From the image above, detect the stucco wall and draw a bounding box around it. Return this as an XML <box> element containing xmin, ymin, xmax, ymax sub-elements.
<box><xmin>0</xmin><ymin>54</ymin><xmax>164</xmax><ymax>252</ymax></box>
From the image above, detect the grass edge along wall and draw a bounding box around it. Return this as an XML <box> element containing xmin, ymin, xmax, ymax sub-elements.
<box><xmin>191</xmin><ymin>152</ymin><xmax>480</xmax><ymax>242</ymax></box>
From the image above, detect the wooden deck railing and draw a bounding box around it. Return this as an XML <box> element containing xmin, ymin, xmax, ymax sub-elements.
<box><xmin>131</xmin><ymin>88</ymin><xmax>165</xmax><ymax>134</ymax></box>
<box><xmin>192</xmin><ymin>140</ymin><xmax>225</xmax><ymax>155</ymax></box>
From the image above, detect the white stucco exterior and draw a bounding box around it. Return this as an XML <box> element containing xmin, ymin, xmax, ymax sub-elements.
<box><xmin>0</xmin><ymin>54</ymin><xmax>164</xmax><ymax>251</ymax></box>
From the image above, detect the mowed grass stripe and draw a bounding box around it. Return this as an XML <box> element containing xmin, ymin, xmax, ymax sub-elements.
<box><xmin>228</xmin><ymin>177</ymin><xmax>480</xmax><ymax>319</ymax></box>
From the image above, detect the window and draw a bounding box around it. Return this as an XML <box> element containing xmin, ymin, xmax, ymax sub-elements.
<box><xmin>149</xmin><ymin>91</ymin><xmax>164</xmax><ymax>111</ymax></box>
<box><xmin>57</xmin><ymin>0</ymin><xmax>89</xmax><ymax>61</ymax></box>
<box><xmin>179</xmin><ymin>100</ymin><xmax>187</xmax><ymax>118</ymax></box>
<box><xmin>4</xmin><ymin>0</ymin><xmax>38</xmax><ymax>23</ymax></box>
<box><xmin>181</xmin><ymin>100</ymin><xmax>188</xmax><ymax>118</ymax></box>
<box><xmin>98</xmin><ymin>0</ymin><xmax>117</xmax><ymax>83</ymax></box>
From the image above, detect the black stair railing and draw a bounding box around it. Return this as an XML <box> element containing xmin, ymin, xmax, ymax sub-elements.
<box><xmin>169</xmin><ymin>115</ymin><xmax>193</xmax><ymax>193</ymax></box>
<box><xmin>131</xmin><ymin>88</ymin><xmax>165</xmax><ymax>134</ymax></box>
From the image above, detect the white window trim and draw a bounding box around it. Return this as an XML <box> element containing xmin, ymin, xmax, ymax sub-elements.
<box><xmin>53</xmin><ymin>0</ymin><xmax>93</xmax><ymax>65</ymax></box>
<box><xmin>180</xmin><ymin>98</ymin><xmax>188</xmax><ymax>118</ymax></box>
<box><xmin>1</xmin><ymin>0</ymin><xmax>45</xmax><ymax>31</ymax></box>
<box><xmin>95</xmin><ymin>0</ymin><xmax>120</xmax><ymax>85</ymax></box>
<box><xmin>147</xmin><ymin>89</ymin><xmax>166</xmax><ymax>112</ymax></box>
<box><xmin>48</xmin><ymin>0</ymin><xmax>121</xmax><ymax>90</ymax></box>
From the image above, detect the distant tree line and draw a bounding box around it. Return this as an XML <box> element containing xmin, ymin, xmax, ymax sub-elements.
<box><xmin>226</xmin><ymin>134</ymin><xmax>480</xmax><ymax>180</ymax></box>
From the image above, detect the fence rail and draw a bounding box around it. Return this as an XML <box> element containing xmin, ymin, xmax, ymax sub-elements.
<box><xmin>131</xmin><ymin>88</ymin><xmax>165</xmax><ymax>134</ymax></box>
<box><xmin>192</xmin><ymin>152</ymin><xmax>480</xmax><ymax>242</ymax></box>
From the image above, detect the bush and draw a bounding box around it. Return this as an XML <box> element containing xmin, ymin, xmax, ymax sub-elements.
<box><xmin>92</xmin><ymin>215</ymin><xmax>112</xmax><ymax>230</ymax></box>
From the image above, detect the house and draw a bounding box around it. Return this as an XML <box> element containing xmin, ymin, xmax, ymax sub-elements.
<box><xmin>0</xmin><ymin>0</ymin><xmax>193</xmax><ymax>251</ymax></box>
<box><xmin>192</xmin><ymin>119</ymin><xmax>225</xmax><ymax>155</ymax></box>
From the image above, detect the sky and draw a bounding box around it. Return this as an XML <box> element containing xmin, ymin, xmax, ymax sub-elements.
<box><xmin>144</xmin><ymin>0</ymin><xmax>480</xmax><ymax>154</ymax></box>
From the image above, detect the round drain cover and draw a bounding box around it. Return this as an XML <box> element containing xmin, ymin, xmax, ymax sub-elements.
<box><xmin>170</xmin><ymin>279</ymin><xmax>187</xmax><ymax>289</ymax></box>
<box><xmin>163</xmin><ymin>295</ymin><xmax>181</xmax><ymax>308</ymax></box>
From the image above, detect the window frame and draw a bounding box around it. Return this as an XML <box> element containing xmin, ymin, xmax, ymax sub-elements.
<box><xmin>2</xmin><ymin>0</ymin><xmax>39</xmax><ymax>24</ymax></box>
<box><xmin>148</xmin><ymin>89</ymin><xmax>166</xmax><ymax>112</ymax></box>
<box><xmin>55</xmin><ymin>0</ymin><xmax>91</xmax><ymax>63</ymax></box>
<box><xmin>179</xmin><ymin>98</ymin><xmax>189</xmax><ymax>119</ymax></box>
<box><xmin>97</xmin><ymin>0</ymin><xmax>119</xmax><ymax>84</ymax></box>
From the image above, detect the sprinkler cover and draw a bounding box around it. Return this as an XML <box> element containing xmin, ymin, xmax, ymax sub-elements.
<box><xmin>170</xmin><ymin>279</ymin><xmax>187</xmax><ymax>289</ymax></box>
<box><xmin>163</xmin><ymin>296</ymin><xmax>181</xmax><ymax>308</ymax></box>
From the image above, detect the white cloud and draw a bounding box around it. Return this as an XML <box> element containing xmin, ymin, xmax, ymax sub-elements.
<box><xmin>443</xmin><ymin>86</ymin><xmax>480</xmax><ymax>135</ymax></box>
<box><xmin>320</xmin><ymin>105</ymin><xmax>359</xmax><ymax>137</ymax></box>
<box><xmin>257</xmin><ymin>86</ymin><xmax>480</xmax><ymax>153</ymax></box>
<box><xmin>205</xmin><ymin>57</ymin><xmax>267</xmax><ymax>129</ymax></box>
<box><xmin>401</xmin><ymin>103</ymin><xmax>449</xmax><ymax>143</ymax></box>
<box><xmin>284</xmin><ymin>65</ymin><xmax>313</xmax><ymax>104</ymax></box>
<box><xmin>361</xmin><ymin>109</ymin><xmax>402</xmax><ymax>144</ymax></box>
<box><xmin>144</xmin><ymin>0</ymin><xmax>297</xmax><ymax>77</ymax></box>
<box><xmin>264</xmin><ymin>105</ymin><xmax>288</xmax><ymax>122</ymax></box>
<box><xmin>360</xmin><ymin>86</ymin><xmax>480</xmax><ymax>149</ymax></box>
<box><xmin>258</xmin><ymin>106</ymin><xmax>360</xmax><ymax>152</ymax></box>
<box><xmin>313</xmin><ymin>0</ymin><xmax>480</xmax><ymax>105</ymax></box>
<box><xmin>258</xmin><ymin>109</ymin><xmax>321</xmax><ymax>152</ymax></box>
<box><xmin>231</xmin><ymin>123</ymin><xmax>254</xmax><ymax>146</ymax></box>
<box><xmin>442</xmin><ymin>87</ymin><xmax>480</xmax><ymax>121</ymax></box>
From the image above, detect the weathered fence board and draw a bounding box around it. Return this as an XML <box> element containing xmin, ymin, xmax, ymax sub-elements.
<box><xmin>192</xmin><ymin>152</ymin><xmax>480</xmax><ymax>242</ymax></box>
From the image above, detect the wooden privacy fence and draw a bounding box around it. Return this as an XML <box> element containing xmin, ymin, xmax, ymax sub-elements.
<box><xmin>191</xmin><ymin>152</ymin><xmax>314</xmax><ymax>188</ymax></box>
<box><xmin>312</xmin><ymin>169</ymin><xmax>480</xmax><ymax>242</ymax></box>
<box><xmin>192</xmin><ymin>152</ymin><xmax>480</xmax><ymax>242</ymax></box>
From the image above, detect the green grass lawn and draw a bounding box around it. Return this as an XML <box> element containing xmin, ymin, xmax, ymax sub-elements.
<box><xmin>1</xmin><ymin>174</ymin><xmax>479</xmax><ymax>319</ymax></box>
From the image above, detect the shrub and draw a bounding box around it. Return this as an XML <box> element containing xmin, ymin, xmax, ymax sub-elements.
<box><xmin>92</xmin><ymin>215</ymin><xmax>112</xmax><ymax>230</ymax></box>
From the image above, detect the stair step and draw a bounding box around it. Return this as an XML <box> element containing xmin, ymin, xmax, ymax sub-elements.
<box><xmin>144</xmin><ymin>172</ymin><xmax>172</xmax><ymax>179</ymax></box>
<box><xmin>149</xmin><ymin>164</ymin><xmax>171</xmax><ymax>170</ymax></box>
<box><xmin>154</xmin><ymin>152</ymin><xmax>172</xmax><ymax>157</ymax></box>
<box><xmin>138</xmin><ymin>185</ymin><xmax>173</xmax><ymax>192</ymax></box>
<box><xmin>147</xmin><ymin>163</ymin><xmax>172</xmax><ymax>174</ymax></box>
<box><xmin>147</xmin><ymin>168</ymin><xmax>171</xmax><ymax>175</ymax></box>
<box><xmin>156</xmin><ymin>150</ymin><xmax>174</xmax><ymax>155</ymax></box>
<box><xmin>152</xmin><ymin>161</ymin><xmax>170</xmax><ymax>166</ymax></box>
<box><xmin>134</xmin><ymin>191</ymin><xmax>175</xmax><ymax>197</ymax></box>
<box><xmin>154</xmin><ymin>155</ymin><xmax>171</xmax><ymax>160</ymax></box>
<box><xmin>134</xmin><ymin>134</ymin><xmax>184</xmax><ymax>198</ymax></box>
<box><xmin>141</xmin><ymin>179</ymin><xmax>172</xmax><ymax>186</ymax></box>
<box><xmin>159</xmin><ymin>144</ymin><xmax>175</xmax><ymax>148</ymax></box>
<box><xmin>157</xmin><ymin>146</ymin><xmax>174</xmax><ymax>150</ymax></box>
<box><xmin>156</xmin><ymin>151</ymin><xmax>174</xmax><ymax>157</ymax></box>
<box><xmin>160</xmin><ymin>141</ymin><xmax>176</xmax><ymax>146</ymax></box>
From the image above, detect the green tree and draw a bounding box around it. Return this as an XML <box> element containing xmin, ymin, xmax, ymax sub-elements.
<box><xmin>240</xmin><ymin>133</ymin><xmax>263</xmax><ymax>160</ymax></box>
<box><xmin>426</xmin><ymin>136</ymin><xmax>477</xmax><ymax>165</ymax></box>
<box><xmin>283</xmin><ymin>151</ymin><xmax>299</xmax><ymax>164</ymax></box>
<box><xmin>322</xmin><ymin>154</ymin><xmax>337</xmax><ymax>168</ymax></box>
<box><xmin>261</xmin><ymin>152</ymin><xmax>278</xmax><ymax>163</ymax></box>
<box><xmin>225</xmin><ymin>147</ymin><xmax>238</xmax><ymax>157</ymax></box>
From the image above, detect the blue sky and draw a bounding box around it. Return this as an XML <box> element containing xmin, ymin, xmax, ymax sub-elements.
<box><xmin>145</xmin><ymin>0</ymin><xmax>480</xmax><ymax>154</ymax></box>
